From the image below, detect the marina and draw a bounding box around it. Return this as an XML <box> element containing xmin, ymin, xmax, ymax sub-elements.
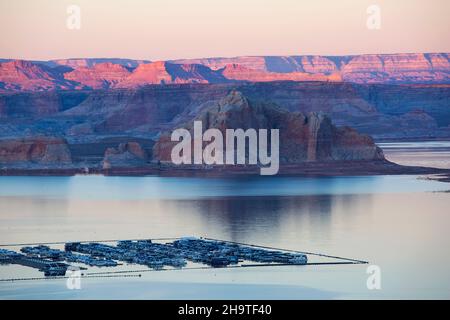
<box><xmin>0</xmin><ymin>248</ymin><xmax>69</xmax><ymax>277</ymax></box>
<box><xmin>0</xmin><ymin>237</ymin><xmax>367</xmax><ymax>279</ymax></box>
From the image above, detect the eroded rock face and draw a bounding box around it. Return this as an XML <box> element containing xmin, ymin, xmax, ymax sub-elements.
<box><xmin>114</xmin><ymin>62</ymin><xmax>229</xmax><ymax>88</ymax></box>
<box><xmin>0</xmin><ymin>137</ymin><xmax>72</xmax><ymax>165</ymax></box>
<box><xmin>153</xmin><ymin>91</ymin><xmax>384</xmax><ymax>164</ymax></box>
<box><xmin>1</xmin><ymin>82</ymin><xmax>448</xmax><ymax>139</ymax></box>
<box><xmin>0</xmin><ymin>60</ymin><xmax>73</xmax><ymax>92</ymax></box>
<box><xmin>1</xmin><ymin>53</ymin><xmax>448</xmax><ymax>93</ymax></box>
<box><xmin>220</xmin><ymin>63</ymin><xmax>340</xmax><ymax>82</ymax></box>
<box><xmin>173</xmin><ymin>53</ymin><xmax>450</xmax><ymax>84</ymax></box>
<box><xmin>102</xmin><ymin>142</ymin><xmax>148</xmax><ymax>169</ymax></box>
<box><xmin>64</xmin><ymin>63</ymin><xmax>131</xmax><ymax>89</ymax></box>
<box><xmin>50</xmin><ymin>58</ymin><xmax>150</xmax><ymax>69</ymax></box>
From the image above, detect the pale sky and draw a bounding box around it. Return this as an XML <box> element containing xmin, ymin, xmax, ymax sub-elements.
<box><xmin>0</xmin><ymin>0</ymin><xmax>449</xmax><ymax>61</ymax></box>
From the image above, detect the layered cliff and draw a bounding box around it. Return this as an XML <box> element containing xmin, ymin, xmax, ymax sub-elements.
<box><xmin>114</xmin><ymin>61</ymin><xmax>230</xmax><ymax>87</ymax></box>
<box><xmin>0</xmin><ymin>137</ymin><xmax>72</xmax><ymax>166</ymax></box>
<box><xmin>0</xmin><ymin>60</ymin><xmax>75</xmax><ymax>92</ymax></box>
<box><xmin>64</xmin><ymin>62</ymin><xmax>131</xmax><ymax>89</ymax></box>
<box><xmin>1</xmin><ymin>53</ymin><xmax>449</xmax><ymax>92</ymax></box>
<box><xmin>50</xmin><ymin>58</ymin><xmax>150</xmax><ymax>69</ymax></box>
<box><xmin>1</xmin><ymin>82</ymin><xmax>448</xmax><ymax>140</ymax></box>
<box><xmin>172</xmin><ymin>53</ymin><xmax>450</xmax><ymax>84</ymax></box>
<box><xmin>102</xmin><ymin>142</ymin><xmax>148</xmax><ymax>169</ymax></box>
<box><xmin>220</xmin><ymin>63</ymin><xmax>340</xmax><ymax>82</ymax></box>
<box><xmin>153</xmin><ymin>91</ymin><xmax>384</xmax><ymax>165</ymax></box>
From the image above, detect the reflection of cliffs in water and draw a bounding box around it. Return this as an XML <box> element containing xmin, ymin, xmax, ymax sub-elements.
<box><xmin>167</xmin><ymin>194</ymin><xmax>372</xmax><ymax>243</ymax></box>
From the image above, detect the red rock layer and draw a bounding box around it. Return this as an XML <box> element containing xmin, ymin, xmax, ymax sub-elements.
<box><xmin>1</xmin><ymin>53</ymin><xmax>449</xmax><ymax>92</ymax></box>
<box><xmin>64</xmin><ymin>62</ymin><xmax>131</xmax><ymax>89</ymax></box>
<box><xmin>0</xmin><ymin>137</ymin><xmax>72</xmax><ymax>164</ymax></box>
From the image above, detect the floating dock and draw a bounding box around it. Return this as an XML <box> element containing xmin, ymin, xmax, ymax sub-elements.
<box><xmin>0</xmin><ymin>237</ymin><xmax>368</xmax><ymax>280</ymax></box>
<box><xmin>0</xmin><ymin>248</ymin><xmax>69</xmax><ymax>276</ymax></box>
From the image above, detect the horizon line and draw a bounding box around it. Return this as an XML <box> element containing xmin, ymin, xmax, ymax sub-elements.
<box><xmin>1</xmin><ymin>51</ymin><xmax>449</xmax><ymax>63</ymax></box>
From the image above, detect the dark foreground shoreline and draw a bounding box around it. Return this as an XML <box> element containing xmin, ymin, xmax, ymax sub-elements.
<box><xmin>1</xmin><ymin>160</ymin><xmax>449</xmax><ymax>179</ymax></box>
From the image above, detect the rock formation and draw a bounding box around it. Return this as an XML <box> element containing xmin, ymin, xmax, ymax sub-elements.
<box><xmin>114</xmin><ymin>61</ymin><xmax>229</xmax><ymax>88</ymax></box>
<box><xmin>1</xmin><ymin>53</ymin><xmax>448</xmax><ymax>92</ymax></box>
<box><xmin>1</xmin><ymin>82</ymin><xmax>448</xmax><ymax>139</ymax></box>
<box><xmin>0</xmin><ymin>137</ymin><xmax>72</xmax><ymax>165</ymax></box>
<box><xmin>172</xmin><ymin>53</ymin><xmax>450</xmax><ymax>84</ymax></box>
<box><xmin>0</xmin><ymin>60</ymin><xmax>74</xmax><ymax>92</ymax></box>
<box><xmin>102</xmin><ymin>142</ymin><xmax>148</xmax><ymax>169</ymax></box>
<box><xmin>153</xmin><ymin>91</ymin><xmax>384</xmax><ymax>164</ymax></box>
<box><xmin>50</xmin><ymin>58</ymin><xmax>150</xmax><ymax>69</ymax></box>
<box><xmin>220</xmin><ymin>63</ymin><xmax>340</xmax><ymax>82</ymax></box>
<box><xmin>64</xmin><ymin>62</ymin><xmax>131</xmax><ymax>89</ymax></box>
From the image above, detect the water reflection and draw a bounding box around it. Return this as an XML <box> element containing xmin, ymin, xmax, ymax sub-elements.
<box><xmin>163</xmin><ymin>194</ymin><xmax>369</xmax><ymax>246</ymax></box>
<box><xmin>0</xmin><ymin>181</ymin><xmax>449</xmax><ymax>298</ymax></box>
<box><xmin>200</xmin><ymin>195</ymin><xmax>334</xmax><ymax>243</ymax></box>
<box><xmin>0</xmin><ymin>174</ymin><xmax>447</xmax><ymax>199</ymax></box>
<box><xmin>2</xmin><ymin>140</ymin><xmax>450</xmax><ymax>298</ymax></box>
<box><xmin>0</xmin><ymin>192</ymin><xmax>369</xmax><ymax>247</ymax></box>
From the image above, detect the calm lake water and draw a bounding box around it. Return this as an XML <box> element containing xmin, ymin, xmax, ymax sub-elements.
<box><xmin>379</xmin><ymin>140</ymin><xmax>450</xmax><ymax>169</ymax></box>
<box><xmin>0</xmin><ymin>141</ymin><xmax>449</xmax><ymax>299</ymax></box>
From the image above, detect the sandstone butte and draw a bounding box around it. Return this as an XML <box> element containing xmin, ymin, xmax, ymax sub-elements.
<box><xmin>153</xmin><ymin>91</ymin><xmax>384</xmax><ymax>165</ymax></box>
